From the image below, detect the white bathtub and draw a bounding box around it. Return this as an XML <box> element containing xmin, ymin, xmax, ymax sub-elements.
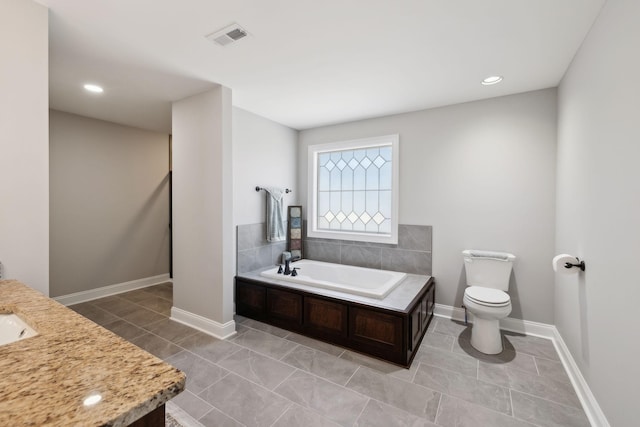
<box><xmin>260</xmin><ymin>259</ymin><xmax>407</xmax><ymax>299</ymax></box>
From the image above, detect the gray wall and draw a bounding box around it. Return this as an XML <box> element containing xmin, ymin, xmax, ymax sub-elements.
<box><xmin>556</xmin><ymin>0</ymin><xmax>639</xmax><ymax>424</ymax></box>
<box><xmin>233</xmin><ymin>107</ymin><xmax>298</xmax><ymax>275</ymax></box>
<box><xmin>0</xmin><ymin>0</ymin><xmax>49</xmax><ymax>294</ymax></box>
<box><xmin>299</xmin><ymin>89</ymin><xmax>557</xmax><ymax>323</ymax></box>
<box><xmin>233</xmin><ymin>107</ymin><xmax>299</xmax><ymax>226</ymax></box>
<box><xmin>49</xmin><ymin>110</ymin><xmax>170</xmax><ymax>297</ymax></box>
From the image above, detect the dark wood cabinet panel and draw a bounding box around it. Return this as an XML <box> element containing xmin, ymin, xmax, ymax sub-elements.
<box><xmin>425</xmin><ymin>284</ymin><xmax>435</xmax><ymax>330</ymax></box>
<box><xmin>305</xmin><ymin>297</ymin><xmax>348</xmax><ymax>337</ymax></box>
<box><xmin>236</xmin><ymin>280</ymin><xmax>266</xmax><ymax>319</ymax></box>
<box><xmin>350</xmin><ymin>307</ymin><xmax>404</xmax><ymax>361</ymax></box>
<box><xmin>409</xmin><ymin>304</ymin><xmax>421</xmax><ymax>351</ymax></box>
<box><xmin>235</xmin><ymin>276</ymin><xmax>434</xmax><ymax>367</ymax></box>
<box><xmin>351</xmin><ymin>307</ymin><xmax>402</xmax><ymax>346</ymax></box>
<box><xmin>267</xmin><ymin>288</ymin><xmax>302</xmax><ymax>324</ymax></box>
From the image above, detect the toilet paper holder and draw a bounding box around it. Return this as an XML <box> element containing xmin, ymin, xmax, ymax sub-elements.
<box><xmin>564</xmin><ymin>258</ymin><xmax>586</xmax><ymax>272</ymax></box>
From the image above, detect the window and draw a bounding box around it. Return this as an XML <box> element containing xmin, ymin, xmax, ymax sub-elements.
<box><xmin>307</xmin><ymin>134</ymin><xmax>399</xmax><ymax>244</ymax></box>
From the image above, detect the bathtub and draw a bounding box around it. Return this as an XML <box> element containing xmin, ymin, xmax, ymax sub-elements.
<box><xmin>260</xmin><ymin>259</ymin><xmax>407</xmax><ymax>299</ymax></box>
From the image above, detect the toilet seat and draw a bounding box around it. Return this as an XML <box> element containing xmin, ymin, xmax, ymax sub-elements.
<box><xmin>464</xmin><ymin>286</ymin><xmax>510</xmax><ymax>307</ymax></box>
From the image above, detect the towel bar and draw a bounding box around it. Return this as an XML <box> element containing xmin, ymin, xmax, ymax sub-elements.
<box><xmin>255</xmin><ymin>186</ymin><xmax>292</xmax><ymax>194</ymax></box>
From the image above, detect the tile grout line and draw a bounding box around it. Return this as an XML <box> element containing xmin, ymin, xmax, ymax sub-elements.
<box><xmin>194</xmin><ymin>370</ymin><xmax>231</xmax><ymax>400</ymax></box>
<box><xmin>406</xmin><ymin>361</ymin><xmax>420</xmax><ymax>383</ymax></box>
<box><xmin>278</xmin><ymin>343</ymin><xmax>300</xmax><ymax>361</ymax></box>
<box><xmin>351</xmin><ymin>398</ymin><xmax>371</xmax><ymax>426</ymax></box>
<box><xmin>199</xmin><ymin>397</ymin><xmax>249</xmax><ymax>427</ymax></box>
<box><xmin>366</xmin><ymin>395</ymin><xmax>438</xmax><ymax>425</ymax></box>
<box><xmin>510</xmin><ymin>389</ymin><xmax>586</xmax><ymax>413</ymax></box>
<box><xmin>345</xmin><ymin>364</ymin><xmax>444</xmax><ymax>413</ymax></box>
<box><xmin>82</xmin><ymin>300</ymin><xmax>179</xmax><ymax>344</ymax></box>
<box><xmin>268</xmin><ymin>402</ymin><xmax>293</xmax><ymax>427</ymax></box>
<box><xmin>433</xmin><ymin>392</ymin><xmax>443</xmax><ymax>425</ymax></box>
<box><xmin>224</xmin><ymin>325</ymin><xmax>367</xmax><ymax>391</ymax></box>
<box><xmin>251</xmin><ymin>339</ymin><xmax>365</xmax><ymax>392</ymax></box>
<box><xmin>271</xmin><ymin>368</ymin><xmax>298</xmax><ymax>392</ymax></box>
<box><xmin>228</xmin><ymin>328</ymin><xmax>299</xmax><ymax>362</ymax></box>
<box><xmin>194</xmin><ymin>408</ymin><xmax>216</xmax><ymax>425</ymax></box>
<box><xmin>343</xmin><ymin>365</ymin><xmax>361</xmax><ymax>387</ymax></box>
<box><xmin>509</xmin><ymin>388</ymin><xmax>515</xmax><ymax>418</ymax></box>
<box><xmin>438</xmin><ymin>391</ymin><xmax>531</xmax><ymax>424</ymax></box>
<box><xmin>532</xmin><ymin>356</ymin><xmax>540</xmax><ymax>376</ymax></box>
<box><xmin>179</xmin><ymin>389</ymin><xmax>216</xmax><ymax>417</ymax></box>
<box><xmin>238</xmin><ymin>320</ymin><xmax>347</xmax><ymax>361</ymax></box>
<box><xmin>192</xmin><ymin>372</ymin><xmax>276</xmax><ymax>426</ymax></box>
<box><xmin>176</xmin><ymin>339</ymin><xmax>244</xmax><ymax>366</ymax></box>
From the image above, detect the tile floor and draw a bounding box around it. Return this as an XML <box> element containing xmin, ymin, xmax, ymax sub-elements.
<box><xmin>69</xmin><ymin>283</ymin><xmax>591</xmax><ymax>427</ymax></box>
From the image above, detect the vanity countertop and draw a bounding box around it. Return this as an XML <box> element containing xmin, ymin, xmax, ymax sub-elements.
<box><xmin>0</xmin><ymin>280</ymin><xmax>185</xmax><ymax>426</ymax></box>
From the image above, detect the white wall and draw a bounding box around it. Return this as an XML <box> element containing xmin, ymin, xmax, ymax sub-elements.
<box><xmin>172</xmin><ymin>86</ymin><xmax>235</xmax><ymax>331</ymax></box>
<box><xmin>49</xmin><ymin>110</ymin><xmax>170</xmax><ymax>297</ymax></box>
<box><xmin>0</xmin><ymin>0</ymin><xmax>49</xmax><ymax>294</ymax></box>
<box><xmin>233</xmin><ymin>107</ymin><xmax>299</xmax><ymax>226</ymax></box>
<box><xmin>299</xmin><ymin>89</ymin><xmax>557</xmax><ymax>323</ymax></box>
<box><xmin>556</xmin><ymin>0</ymin><xmax>640</xmax><ymax>424</ymax></box>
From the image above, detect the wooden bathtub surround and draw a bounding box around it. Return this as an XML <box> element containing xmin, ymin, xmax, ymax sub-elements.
<box><xmin>235</xmin><ymin>273</ymin><xmax>434</xmax><ymax>366</ymax></box>
<box><xmin>0</xmin><ymin>280</ymin><xmax>185</xmax><ymax>426</ymax></box>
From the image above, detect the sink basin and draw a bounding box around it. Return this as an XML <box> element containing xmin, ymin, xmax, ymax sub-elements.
<box><xmin>0</xmin><ymin>313</ymin><xmax>38</xmax><ymax>346</ymax></box>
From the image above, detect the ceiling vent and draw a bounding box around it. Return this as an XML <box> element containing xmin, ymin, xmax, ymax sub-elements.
<box><xmin>206</xmin><ymin>23</ymin><xmax>248</xmax><ymax>47</ymax></box>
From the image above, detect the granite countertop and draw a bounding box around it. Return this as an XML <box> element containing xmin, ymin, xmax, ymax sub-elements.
<box><xmin>0</xmin><ymin>280</ymin><xmax>185</xmax><ymax>426</ymax></box>
<box><xmin>237</xmin><ymin>266</ymin><xmax>432</xmax><ymax>312</ymax></box>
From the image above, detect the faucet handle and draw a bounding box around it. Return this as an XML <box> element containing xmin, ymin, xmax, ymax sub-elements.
<box><xmin>284</xmin><ymin>259</ymin><xmax>291</xmax><ymax>275</ymax></box>
<box><xmin>291</xmin><ymin>267</ymin><xmax>300</xmax><ymax>277</ymax></box>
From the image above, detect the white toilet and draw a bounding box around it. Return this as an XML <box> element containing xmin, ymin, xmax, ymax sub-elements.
<box><xmin>462</xmin><ymin>249</ymin><xmax>516</xmax><ymax>354</ymax></box>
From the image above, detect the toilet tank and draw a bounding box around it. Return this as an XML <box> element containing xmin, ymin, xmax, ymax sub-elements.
<box><xmin>463</xmin><ymin>250</ymin><xmax>516</xmax><ymax>291</ymax></box>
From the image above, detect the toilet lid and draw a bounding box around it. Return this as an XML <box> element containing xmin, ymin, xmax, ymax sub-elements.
<box><xmin>465</xmin><ymin>286</ymin><xmax>510</xmax><ymax>306</ymax></box>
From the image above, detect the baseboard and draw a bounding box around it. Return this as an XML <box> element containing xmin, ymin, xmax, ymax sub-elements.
<box><xmin>552</xmin><ymin>328</ymin><xmax>610</xmax><ymax>427</ymax></box>
<box><xmin>434</xmin><ymin>303</ymin><xmax>556</xmax><ymax>339</ymax></box>
<box><xmin>170</xmin><ymin>307</ymin><xmax>237</xmax><ymax>340</ymax></box>
<box><xmin>434</xmin><ymin>303</ymin><xmax>609</xmax><ymax>426</ymax></box>
<box><xmin>53</xmin><ymin>274</ymin><xmax>172</xmax><ymax>306</ymax></box>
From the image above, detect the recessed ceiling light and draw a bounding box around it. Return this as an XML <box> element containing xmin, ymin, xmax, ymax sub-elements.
<box><xmin>84</xmin><ymin>84</ymin><xmax>104</xmax><ymax>93</ymax></box>
<box><xmin>481</xmin><ymin>76</ymin><xmax>503</xmax><ymax>86</ymax></box>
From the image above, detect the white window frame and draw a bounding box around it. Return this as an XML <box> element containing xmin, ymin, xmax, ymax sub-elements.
<box><xmin>307</xmin><ymin>134</ymin><xmax>399</xmax><ymax>244</ymax></box>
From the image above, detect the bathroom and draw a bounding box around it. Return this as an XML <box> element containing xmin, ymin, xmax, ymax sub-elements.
<box><xmin>2</xmin><ymin>1</ymin><xmax>639</xmax><ymax>426</ymax></box>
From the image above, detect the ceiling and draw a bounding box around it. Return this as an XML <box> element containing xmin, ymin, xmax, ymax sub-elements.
<box><xmin>42</xmin><ymin>0</ymin><xmax>606</xmax><ymax>133</ymax></box>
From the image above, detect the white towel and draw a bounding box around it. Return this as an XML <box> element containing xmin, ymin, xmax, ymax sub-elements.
<box><xmin>264</xmin><ymin>187</ymin><xmax>286</xmax><ymax>242</ymax></box>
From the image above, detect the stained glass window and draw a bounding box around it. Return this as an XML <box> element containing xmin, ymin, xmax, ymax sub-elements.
<box><xmin>308</xmin><ymin>135</ymin><xmax>399</xmax><ymax>244</ymax></box>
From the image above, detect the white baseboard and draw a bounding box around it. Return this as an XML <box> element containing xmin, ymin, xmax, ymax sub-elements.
<box><xmin>552</xmin><ymin>328</ymin><xmax>610</xmax><ymax>427</ymax></box>
<box><xmin>433</xmin><ymin>303</ymin><xmax>555</xmax><ymax>338</ymax></box>
<box><xmin>53</xmin><ymin>274</ymin><xmax>172</xmax><ymax>306</ymax></box>
<box><xmin>171</xmin><ymin>307</ymin><xmax>237</xmax><ymax>340</ymax></box>
<box><xmin>434</xmin><ymin>303</ymin><xmax>609</xmax><ymax>427</ymax></box>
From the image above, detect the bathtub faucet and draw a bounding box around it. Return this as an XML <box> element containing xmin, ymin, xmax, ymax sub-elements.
<box><xmin>283</xmin><ymin>259</ymin><xmax>291</xmax><ymax>275</ymax></box>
